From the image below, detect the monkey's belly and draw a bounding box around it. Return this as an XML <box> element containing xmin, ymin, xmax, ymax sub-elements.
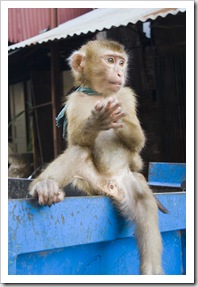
<box><xmin>93</xmin><ymin>131</ymin><xmax>130</xmax><ymax>175</ymax></box>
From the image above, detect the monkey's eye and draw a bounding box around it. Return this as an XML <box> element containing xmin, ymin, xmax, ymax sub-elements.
<box><xmin>119</xmin><ymin>59</ymin><xmax>125</xmax><ymax>66</ymax></box>
<box><xmin>107</xmin><ymin>57</ymin><xmax>114</xmax><ymax>64</ymax></box>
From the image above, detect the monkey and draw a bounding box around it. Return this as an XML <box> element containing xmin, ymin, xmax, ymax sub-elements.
<box><xmin>29</xmin><ymin>40</ymin><xmax>164</xmax><ymax>275</ymax></box>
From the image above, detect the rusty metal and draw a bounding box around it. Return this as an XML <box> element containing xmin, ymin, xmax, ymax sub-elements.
<box><xmin>49</xmin><ymin>8</ymin><xmax>58</xmax><ymax>29</ymax></box>
<box><xmin>8</xmin><ymin>8</ymin><xmax>186</xmax><ymax>51</ymax></box>
<box><xmin>8</xmin><ymin>8</ymin><xmax>50</xmax><ymax>43</ymax></box>
<box><xmin>8</xmin><ymin>8</ymin><xmax>93</xmax><ymax>44</ymax></box>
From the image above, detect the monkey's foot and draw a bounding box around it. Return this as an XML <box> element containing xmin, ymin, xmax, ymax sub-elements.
<box><xmin>141</xmin><ymin>265</ymin><xmax>163</xmax><ymax>275</ymax></box>
<box><xmin>30</xmin><ymin>179</ymin><xmax>65</xmax><ymax>207</ymax></box>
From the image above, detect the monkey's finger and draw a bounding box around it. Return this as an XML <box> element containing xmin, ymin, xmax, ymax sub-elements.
<box><xmin>99</xmin><ymin>119</ymin><xmax>113</xmax><ymax>130</ymax></box>
<box><xmin>98</xmin><ymin>108</ymin><xmax>125</xmax><ymax>128</ymax></box>
<box><xmin>111</xmin><ymin>110</ymin><xmax>126</xmax><ymax>122</ymax></box>
<box><xmin>108</xmin><ymin>101</ymin><xmax>122</xmax><ymax>115</ymax></box>
<box><xmin>38</xmin><ymin>194</ymin><xmax>45</xmax><ymax>205</ymax></box>
<box><xmin>37</xmin><ymin>190</ymin><xmax>51</xmax><ymax>206</ymax></box>
<box><xmin>92</xmin><ymin>109</ymin><xmax>110</xmax><ymax>123</ymax></box>
<box><xmin>111</xmin><ymin>121</ymin><xmax>125</xmax><ymax>129</ymax></box>
<box><xmin>53</xmin><ymin>190</ymin><xmax>65</xmax><ymax>203</ymax></box>
<box><xmin>44</xmin><ymin>190</ymin><xmax>64</xmax><ymax>206</ymax></box>
<box><xmin>104</xmin><ymin>98</ymin><xmax>115</xmax><ymax>111</ymax></box>
<box><xmin>98</xmin><ymin>99</ymin><xmax>119</xmax><ymax>118</ymax></box>
<box><xmin>35</xmin><ymin>181</ymin><xmax>50</xmax><ymax>205</ymax></box>
<box><xmin>94</xmin><ymin>100</ymin><xmax>103</xmax><ymax>111</ymax></box>
<box><xmin>110</xmin><ymin>106</ymin><xmax>122</xmax><ymax>116</ymax></box>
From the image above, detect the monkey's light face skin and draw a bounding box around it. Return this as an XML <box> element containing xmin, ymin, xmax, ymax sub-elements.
<box><xmin>101</xmin><ymin>54</ymin><xmax>126</xmax><ymax>92</ymax></box>
<box><xmin>92</xmin><ymin>53</ymin><xmax>127</xmax><ymax>95</ymax></box>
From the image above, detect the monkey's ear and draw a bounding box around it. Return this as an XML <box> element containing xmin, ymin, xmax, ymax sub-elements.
<box><xmin>68</xmin><ymin>52</ymin><xmax>85</xmax><ymax>72</ymax></box>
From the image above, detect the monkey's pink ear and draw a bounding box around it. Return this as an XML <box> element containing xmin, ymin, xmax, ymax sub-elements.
<box><xmin>68</xmin><ymin>52</ymin><xmax>85</xmax><ymax>72</ymax></box>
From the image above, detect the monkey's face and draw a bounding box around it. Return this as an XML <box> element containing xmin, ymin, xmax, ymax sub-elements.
<box><xmin>83</xmin><ymin>50</ymin><xmax>128</xmax><ymax>96</ymax></box>
<box><xmin>99</xmin><ymin>53</ymin><xmax>126</xmax><ymax>93</ymax></box>
<box><xmin>69</xmin><ymin>40</ymin><xmax>128</xmax><ymax>96</ymax></box>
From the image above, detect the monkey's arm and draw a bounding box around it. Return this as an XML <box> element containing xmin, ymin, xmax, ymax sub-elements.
<box><xmin>68</xmin><ymin>118</ymin><xmax>99</xmax><ymax>147</ymax></box>
<box><xmin>67</xmin><ymin>93</ymin><xmax>124</xmax><ymax>147</ymax></box>
<box><xmin>118</xmin><ymin>117</ymin><xmax>145</xmax><ymax>151</ymax></box>
<box><xmin>67</xmin><ymin>106</ymin><xmax>99</xmax><ymax>147</ymax></box>
<box><xmin>115</xmin><ymin>88</ymin><xmax>145</xmax><ymax>152</ymax></box>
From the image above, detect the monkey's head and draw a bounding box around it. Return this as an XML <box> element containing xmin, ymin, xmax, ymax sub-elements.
<box><xmin>68</xmin><ymin>40</ymin><xmax>128</xmax><ymax>96</ymax></box>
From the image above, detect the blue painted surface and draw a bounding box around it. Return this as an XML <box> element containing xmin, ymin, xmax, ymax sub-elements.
<box><xmin>8</xmin><ymin>192</ymin><xmax>186</xmax><ymax>275</ymax></box>
<box><xmin>148</xmin><ymin>162</ymin><xmax>186</xmax><ymax>188</ymax></box>
<box><xmin>181</xmin><ymin>230</ymin><xmax>186</xmax><ymax>274</ymax></box>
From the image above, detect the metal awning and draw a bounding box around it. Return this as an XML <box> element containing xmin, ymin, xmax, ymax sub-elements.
<box><xmin>8</xmin><ymin>8</ymin><xmax>185</xmax><ymax>52</ymax></box>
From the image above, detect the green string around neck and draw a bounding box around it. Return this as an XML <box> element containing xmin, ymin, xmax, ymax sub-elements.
<box><xmin>76</xmin><ymin>86</ymin><xmax>101</xmax><ymax>95</ymax></box>
<box><xmin>56</xmin><ymin>86</ymin><xmax>100</xmax><ymax>139</ymax></box>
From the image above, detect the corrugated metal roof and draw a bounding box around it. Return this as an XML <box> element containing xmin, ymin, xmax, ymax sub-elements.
<box><xmin>8</xmin><ymin>8</ymin><xmax>186</xmax><ymax>52</ymax></box>
<box><xmin>8</xmin><ymin>8</ymin><xmax>49</xmax><ymax>43</ymax></box>
<box><xmin>8</xmin><ymin>8</ymin><xmax>93</xmax><ymax>43</ymax></box>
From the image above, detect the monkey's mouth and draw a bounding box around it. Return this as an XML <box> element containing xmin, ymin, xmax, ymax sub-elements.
<box><xmin>109</xmin><ymin>81</ymin><xmax>122</xmax><ymax>86</ymax></box>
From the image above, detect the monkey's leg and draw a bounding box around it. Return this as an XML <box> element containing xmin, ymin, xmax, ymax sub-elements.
<box><xmin>134</xmin><ymin>194</ymin><xmax>163</xmax><ymax>275</ymax></box>
<box><xmin>76</xmin><ymin>168</ymin><xmax>163</xmax><ymax>274</ymax></box>
<box><xmin>131</xmin><ymin>173</ymin><xmax>163</xmax><ymax>275</ymax></box>
<box><xmin>29</xmin><ymin>147</ymin><xmax>93</xmax><ymax>206</ymax></box>
<box><xmin>113</xmin><ymin>171</ymin><xmax>163</xmax><ymax>275</ymax></box>
<box><xmin>29</xmin><ymin>146</ymin><xmax>122</xmax><ymax>205</ymax></box>
<box><xmin>72</xmin><ymin>168</ymin><xmax>125</xmax><ymax>201</ymax></box>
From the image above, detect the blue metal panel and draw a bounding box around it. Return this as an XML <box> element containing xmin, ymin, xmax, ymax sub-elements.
<box><xmin>181</xmin><ymin>230</ymin><xmax>186</xmax><ymax>274</ymax></box>
<box><xmin>15</xmin><ymin>232</ymin><xmax>184</xmax><ymax>275</ymax></box>
<box><xmin>16</xmin><ymin>238</ymin><xmax>139</xmax><ymax>275</ymax></box>
<box><xmin>148</xmin><ymin>162</ymin><xmax>186</xmax><ymax>188</ymax></box>
<box><xmin>156</xmin><ymin>193</ymin><xmax>186</xmax><ymax>232</ymax></box>
<box><xmin>8</xmin><ymin>192</ymin><xmax>186</xmax><ymax>275</ymax></box>
<box><xmin>162</xmin><ymin>231</ymin><xmax>184</xmax><ymax>275</ymax></box>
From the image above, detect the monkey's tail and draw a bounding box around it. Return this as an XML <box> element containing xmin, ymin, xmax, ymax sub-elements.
<box><xmin>155</xmin><ymin>197</ymin><xmax>169</xmax><ymax>214</ymax></box>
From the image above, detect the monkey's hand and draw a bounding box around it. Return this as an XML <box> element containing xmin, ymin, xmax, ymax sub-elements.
<box><xmin>29</xmin><ymin>179</ymin><xmax>65</xmax><ymax>207</ymax></box>
<box><xmin>91</xmin><ymin>98</ymin><xmax>126</xmax><ymax>130</ymax></box>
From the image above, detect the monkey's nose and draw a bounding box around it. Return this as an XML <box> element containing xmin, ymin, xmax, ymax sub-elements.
<box><xmin>116</xmin><ymin>70</ymin><xmax>123</xmax><ymax>78</ymax></box>
<box><xmin>117</xmin><ymin>73</ymin><xmax>124</xmax><ymax>82</ymax></box>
